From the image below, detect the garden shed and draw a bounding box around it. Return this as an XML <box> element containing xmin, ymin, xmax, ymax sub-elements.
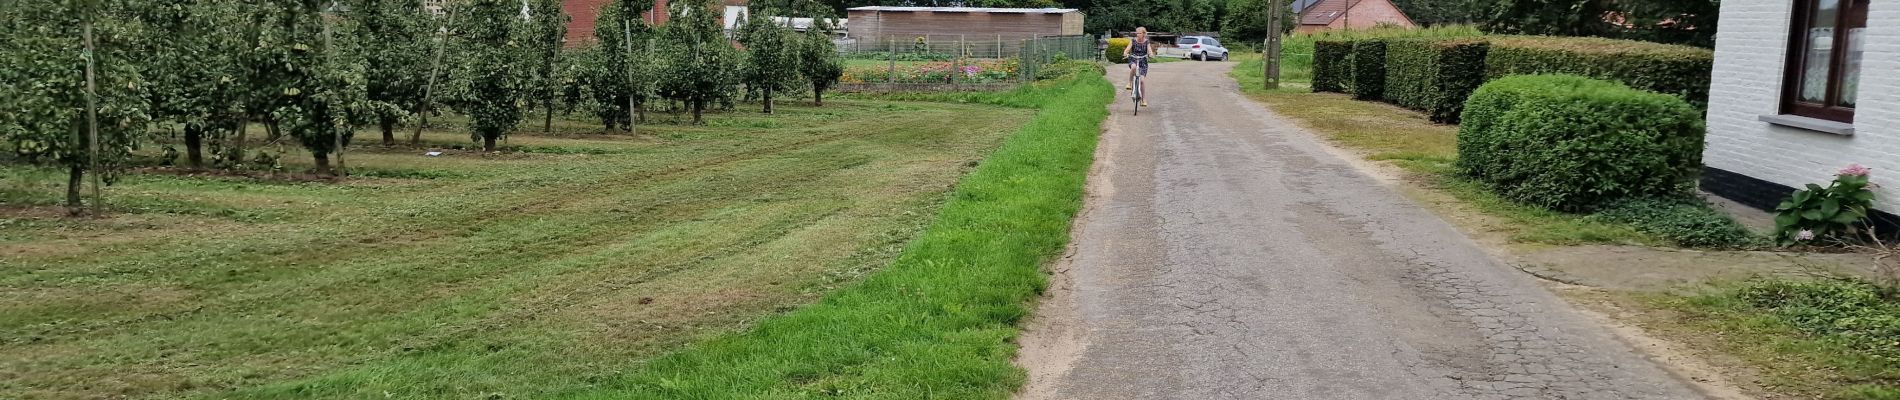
<box><xmin>1701</xmin><ymin>0</ymin><xmax>1898</xmax><ymax>226</ymax></box>
<box><xmin>845</xmin><ymin>6</ymin><xmax>1083</xmax><ymax>44</ymax></box>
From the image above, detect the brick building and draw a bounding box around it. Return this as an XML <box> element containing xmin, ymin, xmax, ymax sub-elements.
<box><xmin>1702</xmin><ymin>0</ymin><xmax>1897</xmax><ymax>221</ymax></box>
<box><xmin>1290</xmin><ymin>0</ymin><xmax>1414</xmax><ymax>33</ymax></box>
<box><xmin>562</xmin><ymin>0</ymin><xmax>671</xmax><ymax>46</ymax></box>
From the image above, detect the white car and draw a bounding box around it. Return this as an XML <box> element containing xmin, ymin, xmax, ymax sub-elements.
<box><xmin>1179</xmin><ymin>36</ymin><xmax>1228</xmax><ymax>61</ymax></box>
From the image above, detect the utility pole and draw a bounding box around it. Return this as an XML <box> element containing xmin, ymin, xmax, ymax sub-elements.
<box><xmin>415</xmin><ymin>7</ymin><xmax>456</xmax><ymax>145</ymax></box>
<box><xmin>83</xmin><ymin>21</ymin><xmax>103</xmax><ymax>215</ymax></box>
<box><xmin>1264</xmin><ymin>0</ymin><xmax>1282</xmax><ymax>90</ymax></box>
<box><xmin>623</xmin><ymin>19</ymin><xmax>637</xmax><ymax>135</ymax></box>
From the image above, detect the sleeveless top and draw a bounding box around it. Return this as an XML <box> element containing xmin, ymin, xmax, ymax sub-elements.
<box><xmin>1129</xmin><ymin>39</ymin><xmax>1150</xmax><ymax>57</ymax></box>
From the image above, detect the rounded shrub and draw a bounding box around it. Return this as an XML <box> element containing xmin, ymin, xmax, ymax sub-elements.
<box><xmin>1458</xmin><ymin>74</ymin><xmax>1705</xmax><ymax>212</ymax></box>
<box><xmin>1105</xmin><ymin>38</ymin><xmax>1131</xmax><ymax>64</ymax></box>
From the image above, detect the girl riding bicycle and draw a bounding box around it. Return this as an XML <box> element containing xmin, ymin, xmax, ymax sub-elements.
<box><xmin>1123</xmin><ymin>27</ymin><xmax>1156</xmax><ymax>107</ymax></box>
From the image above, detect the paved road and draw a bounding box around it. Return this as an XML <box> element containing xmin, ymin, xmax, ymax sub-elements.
<box><xmin>1016</xmin><ymin>61</ymin><xmax>1709</xmax><ymax>399</ymax></box>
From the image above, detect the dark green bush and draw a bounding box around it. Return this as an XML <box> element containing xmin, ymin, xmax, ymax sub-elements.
<box><xmin>1312</xmin><ymin>40</ymin><xmax>1355</xmax><ymax>93</ymax></box>
<box><xmin>1350</xmin><ymin>40</ymin><xmax>1387</xmax><ymax>101</ymax></box>
<box><xmin>1384</xmin><ymin>38</ymin><xmax>1489</xmax><ymax>123</ymax></box>
<box><xmin>1458</xmin><ymin>75</ymin><xmax>1704</xmax><ymax>211</ymax></box>
<box><xmin>1485</xmin><ymin>36</ymin><xmax>1713</xmax><ymax>107</ymax></box>
<box><xmin>1592</xmin><ymin>197</ymin><xmax>1763</xmax><ymax>248</ymax></box>
<box><xmin>1105</xmin><ymin>38</ymin><xmax>1130</xmax><ymax>64</ymax></box>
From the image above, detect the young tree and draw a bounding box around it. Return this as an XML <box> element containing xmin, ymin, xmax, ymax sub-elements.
<box><xmin>796</xmin><ymin>18</ymin><xmax>844</xmax><ymax>106</ymax></box>
<box><xmin>524</xmin><ymin>0</ymin><xmax>570</xmax><ymax>133</ymax></box>
<box><xmin>578</xmin><ymin>0</ymin><xmax>658</xmax><ymax>131</ymax></box>
<box><xmin>348</xmin><ymin>0</ymin><xmax>433</xmax><ymax>145</ymax></box>
<box><xmin>737</xmin><ymin>11</ymin><xmax>800</xmax><ymax>113</ymax></box>
<box><xmin>448</xmin><ymin>0</ymin><xmax>531</xmax><ymax>151</ymax></box>
<box><xmin>270</xmin><ymin>0</ymin><xmax>375</xmax><ymax>175</ymax></box>
<box><xmin>0</xmin><ymin>0</ymin><xmax>150</xmax><ymax>214</ymax></box>
<box><xmin>139</xmin><ymin>0</ymin><xmax>249</xmax><ymax>169</ymax></box>
<box><xmin>658</xmin><ymin>0</ymin><xmax>741</xmax><ymax>124</ymax></box>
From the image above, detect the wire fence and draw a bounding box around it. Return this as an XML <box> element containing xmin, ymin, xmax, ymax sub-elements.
<box><xmin>835</xmin><ymin>34</ymin><xmax>1101</xmax><ymax>92</ymax></box>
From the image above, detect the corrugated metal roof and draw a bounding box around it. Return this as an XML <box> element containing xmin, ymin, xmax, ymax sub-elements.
<box><xmin>846</xmin><ymin>6</ymin><xmax>1079</xmax><ymax>14</ymax></box>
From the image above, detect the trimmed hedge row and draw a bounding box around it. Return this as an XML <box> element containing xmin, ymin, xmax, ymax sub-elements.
<box><xmin>1350</xmin><ymin>40</ymin><xmax>1387</xmax><ymax>100</ymax></box>
<box><xmin>1384</xmin><ymin>38</ymin><xmax>1489</xmax><ymax>123</ymax></box>
<box><xmin>1312</xmin><ymin>40</ymin><xmax>1354</xmax><ymax>93</ymax></box>
<box><xmin>1459</xmin><ymin>75</ymin><xmax>1705</xmax><ymax>211</ymax></box>
<box><xmin>1485</xmin><ymin>36</ymin><xmax>1713</xmax><ymax>107</ymax></box>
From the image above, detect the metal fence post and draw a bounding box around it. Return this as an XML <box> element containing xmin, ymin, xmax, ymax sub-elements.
<box><xmin>887</xmin><ymin>35</ymin><xmax>896</xmax><ymax>86</ymax></box>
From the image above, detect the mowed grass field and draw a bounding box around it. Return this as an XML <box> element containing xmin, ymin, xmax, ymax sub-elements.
<box><xmin>0</xmin><ymin>99</ymin><xmax>1033</xmax><ymax>398</ymax></box>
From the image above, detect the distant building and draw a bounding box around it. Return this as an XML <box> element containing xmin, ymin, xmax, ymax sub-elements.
<box><xmin>562</xmin><ymin>0</ymin><xmax>746</xmax><ymax>47</ymax></box>
<box><xmin>1291</xmin><ymin>0</ymin><xmax>1415</xmax><ymax>32</ymax></box>
<box><xmin>845</xmin><ymin>6</ymin><xmax>1083</xmax><ymax>43</ymax></box>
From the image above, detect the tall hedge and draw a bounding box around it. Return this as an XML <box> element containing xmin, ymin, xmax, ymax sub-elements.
<box><xmin>1384</xmin><ymin>38</ymin><xmax>1489</xmax><ymax>123</ymax></box>
<box><xmin>1350</xmin><ymin>40</ymin><xmax>1387</xmax><ymax>101</ymax></box>
<box><xmin>1485</xmin><ymin>36</ymin><xmax>1713</xmax><ymax>107</ymax></box>
<box><xmin>1312</xmin><ymin>40</ymin><xmax>1354</xmax><ymax>93</ymax></box>
<box><xmin>1459</xmin><ymin>75</ymin><xmax>1705</xmax><ymax>212</ymax></box>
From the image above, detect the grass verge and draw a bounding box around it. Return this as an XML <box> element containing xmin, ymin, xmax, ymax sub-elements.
<box><xmin>1644</xmin><ymin>279</ymin><xmax>1900</xmax><ymax>399</ymax></box>
<box><xmin>557</xmin><ymin>68</ymin><xmax>1112</xmax><ymax>398</ymax></box>
<box><xmin>1226</xmin><ymin>55</ymin><xmax>1655</xmax><ymax>246</ymax></box>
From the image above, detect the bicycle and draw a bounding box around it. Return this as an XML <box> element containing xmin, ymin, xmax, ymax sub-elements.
<box><xmin>1129</xmin><ymin>55</ymin><xmax>1147</xmax><ymax>116</ymax></box>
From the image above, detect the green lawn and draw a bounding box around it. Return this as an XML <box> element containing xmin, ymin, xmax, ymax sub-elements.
<box><xmin>0</xmin><ymin>97</ymin><xmax>1037</xmax><ymax>398</ymax></box>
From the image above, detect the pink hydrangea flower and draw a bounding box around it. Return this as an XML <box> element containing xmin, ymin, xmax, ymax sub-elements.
<box><xmin>1839</xmin><ymin>164</ymin><xmax>1872</xmax><ymax>177</ymax></box>
<box><xmin>1795</xmin><ymin>229</ymin><xmax>1816</xmax><ymax>241</ymax></box>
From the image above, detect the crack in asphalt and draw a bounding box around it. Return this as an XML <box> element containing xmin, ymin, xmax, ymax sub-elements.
<box><xmin>1016</xmin><ymin>62</ymin><xmax>1707</xmax><ymax>400</ymax></box>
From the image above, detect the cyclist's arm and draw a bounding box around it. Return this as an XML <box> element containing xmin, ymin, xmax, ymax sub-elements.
<box><xmin>1123</xmin><ymin>42</ymin><xmax>1131</xmax><ymax>58</ymax></box>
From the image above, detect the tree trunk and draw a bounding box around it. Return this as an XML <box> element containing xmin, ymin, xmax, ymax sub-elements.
<box><xmin>66</xmin><ymin>165</ymin><xmax>84</xmax><ymax>216</ymax></box>
<box><xmin>544</xmin><ymin>102</ymin><xmax>555</xmax><ymax>133</ymax></box>
<box><xmin>604</xmin><ymin>115</ymin><xmax>617</xmax><ymax>131</ymax></box>
<box><xmin>482</xmin><ymin>134</ymin><xmax>498</xmax><ymax>152</ymax></box>
<box><xmin>380</xmin><ymin>116</ymin><xmax>397</xmax><ymax>146</ymax></box>
<box><xmin>265</xmin><ymin>119</ymin><xmax>281</xmax><ymax>141</ymax></box>
<box><xmin>763</xmin><ymin>88</ymin><xmax>773</xmax><ymax>114</ymax></box>
<box><xmin>692</xmin><ymin>99</ymin><xmax>704</xmax><ymax>125</ymax></box>
<box><xmin>184</xmin><ymin>123</ymin><xmax>204</xmax><ymax>169</ymax></box>
<box><xmin>636</xmin><ymin>103</ymin><xmax>646</xmax><ymax>123</ymax></box>
<box><xmin>229</xmin><ymin>116</ymin><xmax>246</xmax><ymax>164</ymax></box>
<box><xmin>312</xmin><ymin>151</ymin><xmax>332</xmax><ymax>176</ymax></box>
<box><xmin>815</xmin><ymin>88</ymin><xmax>825</xmax><ymax>106</ymax></box>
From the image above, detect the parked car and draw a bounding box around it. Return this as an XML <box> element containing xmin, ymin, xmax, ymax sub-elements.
<box><xmin>1178</xmin><ymin>36</ymin><xmax>1227</xmax><ymax>61</ymax></box>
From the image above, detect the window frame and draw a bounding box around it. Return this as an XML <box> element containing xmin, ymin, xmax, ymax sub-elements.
<box><xmin>1780</xmin><ymin>0</ymin><xmax>1866</xmax><ymax>123</ymax></box>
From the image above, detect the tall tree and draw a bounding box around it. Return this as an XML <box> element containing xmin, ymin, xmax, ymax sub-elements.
<box><xmin>658</xmin><ymin>0</ymin><xmax>742</xmax><ymax>125</ymax></box>
<box><xmin>797</xmin><ymin>17</ymin><xmax>844</xmax><ymax>106</ymax></box>
<box><xmin>1483</xmin><ymin>0</ymin><xmax>1719</xmax><ymax>47</ymax></box>
<box><xmin>348</xmin><ymin>0</ymin><xmax>433</xmax><ymax>145</ymax></box>
<box><xmin>524</xmin><ymin>0</ymin><xmax>569</xmax><ymax>132</ymax></box>
<box><xmin>271</xmin><ymin>0</ymin><xmax>374</xmax><ymax>175</ymax></box>
<box><xmin>140</xmin><ymin>0</ymin><xmax>249</xmax><ymax>169</ymax></box>
<box><xmin>737</xmin><ymin>11</ymin><xmax>801</xmax><ymax>113</ymax></box>
<box><xmin>578</xmin><ymin>0</ymin><xmax>659</xmax><ymax>131</ymax></box>
<box><xmin>449</xmin><ymin>0</ymin><xmax>532</xmax><ymax>151</ymax></box>
<box><xmin>0</xmin><ymin>0</ymin><xmax>150</xmax><ymax>213</ymax></box>
<box><xmin>1220</xmin><ymin>0</ymin><xmax>1297</xmax><ymax>44</ymax></box>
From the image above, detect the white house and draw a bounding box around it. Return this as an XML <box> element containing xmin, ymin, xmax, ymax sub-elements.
<box><xmin>1703</xmin><ymin>0</ymin><xmax>1898</xmax><ymax>226</ymax></box>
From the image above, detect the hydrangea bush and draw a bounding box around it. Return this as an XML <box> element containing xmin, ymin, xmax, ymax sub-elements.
<box><xmin>1776</xmin><ymin>164</ymin><xmax>1880</xmax><ymax>245</ymax></box>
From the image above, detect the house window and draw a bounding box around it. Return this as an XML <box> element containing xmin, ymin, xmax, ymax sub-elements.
<box><xmin>1782</xmin><ymin>0</ymin><xmax>1868</xmax><ymax>123</ymax></box>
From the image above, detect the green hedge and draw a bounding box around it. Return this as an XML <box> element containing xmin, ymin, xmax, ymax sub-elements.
<box><xmin>1312</xmin><ymin>40</ymin><xmax>1354</xmax><ymax>93</ymax></box>
<box><xmin>1486</xmin><ymin>36</ymin><xmax>1714</xmax><ymax>107</ymax></box>
<box><xmin>1105</xmin><ymin>38</ymin><xmax>1130</xmax><ymax>64</ymax></box>
<box><xmin>1350</xmin><ymin>40</ymin><xmax>1387</xmax><ymax>101</ymax></box>
<box><xmin>1459</xmin><ymin>75</ymin><xmax>1705</xmax><ymax>211</ymax></box>
<box><xmin>1384</xmin><ymin>38</ymin><xmax>1489</xmax><ymax>123</ymax></box>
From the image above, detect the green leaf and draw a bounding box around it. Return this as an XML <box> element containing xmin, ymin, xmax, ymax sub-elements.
<box><xmin>1803</xmin><ymin>209</ymin><xmax>1825</xmax><ymax>221</ymax></box>
<box><xmin>1776</xmin><ymin>212</ymin><xmax>1800</xmax><ymax>228</ymax></box>
<box><xmin>1821</xmin><ymin>198</ymin><xmax>1841</xmax><ymax>216</ymax></box>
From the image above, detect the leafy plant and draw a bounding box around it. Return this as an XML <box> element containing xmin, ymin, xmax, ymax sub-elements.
<box><xmin>1734</xmin><ymin>278</ymin><xmax>1900</xmax><ymax>360</ymax></box>
<box><xmin>1350</xmin><ymin>40</ymin><xmax>1388</xmax><ymax>100</ymax></box>
<box><xmin>1104</xmin><ymin>38</ymin><xmax>1130</xmax><ymax>64</ymax></box>
<box><xmin>1776</xmin><ymin>165</ymin><xmax>1879</xmax><ymax>245</ymax></box>
<box><xmin>347</xmin><ymin>0</ymin><xmax>434</xmax><ymax>145</ymax></box>
<box><xmin>1592</xmin><ymin>197</ymin><xmax>1763</xmax><ymax>249</ymax></box>
<box><xmin>657</xmin><ymin>0</ymin><xmax>742</xmax><ymax>124</ymax></box>
<box><xmin>1383</xmin><ymin>38</ymin><xmax>1489</xmax><ymax>123</ymax></box>
<box><xmin>1311</xmin><ymin>40</ymin><xmax>1353</xmax><ymax>93</ymax></box>
<box><xmin>1485</xmin><ymin>36</ymin><xmax>1713</xmax><ymax>108</ymax></box>
<box><xmin>577</xmin><ymin>0</ymin><xmax>659</xmax><ymax>131</ymax></box>
<box><xmin>2</xmin><ymin>0</ymin><xmax>152</xmax><ymax>213</ymax></box>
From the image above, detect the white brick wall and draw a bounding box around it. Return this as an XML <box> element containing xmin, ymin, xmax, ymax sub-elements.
<box><xmin>1705</xmin><ymin>0</ymin><xmax>1900</xmax><ymax>210</ymax></box>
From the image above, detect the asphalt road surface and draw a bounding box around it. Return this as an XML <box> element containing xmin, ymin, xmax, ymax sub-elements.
<box><xmin>1015</xmin><ymin>61</ymin><xmax>1709</xmax><ymax>400</ymax></box>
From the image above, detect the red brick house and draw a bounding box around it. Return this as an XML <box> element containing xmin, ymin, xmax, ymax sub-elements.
<box><xmin>1292</xmin><ymin>0</ymin><xmax>1415</xmax><ymax>32</ymax></box>
<box><xmin>563</xmin><ymin>0</ymin><xmax>747</xmax><ymax>47</ymax></box>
